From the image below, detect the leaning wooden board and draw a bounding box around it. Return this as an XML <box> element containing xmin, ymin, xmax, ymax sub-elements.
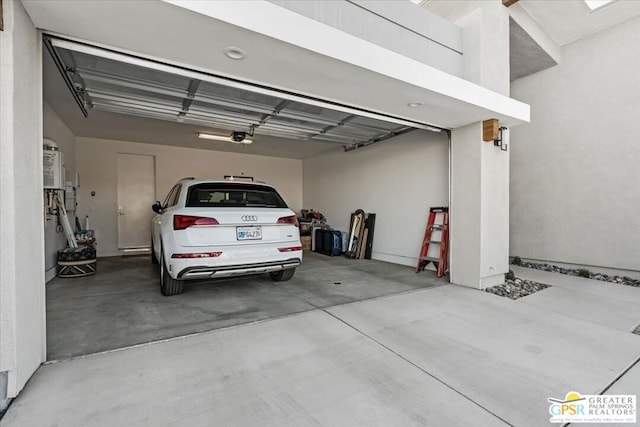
<box><xmin>347</xmin><ymin>209</ymin><xmax>365</xmax><ymax>258</ymax></box>
<box><xmin>359</xmin><ymin>228</ymin><xmax>369</xmax><ymax>260</ymax></box>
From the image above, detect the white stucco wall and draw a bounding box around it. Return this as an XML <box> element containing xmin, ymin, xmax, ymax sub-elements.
<box><xmin>449</xmin><ymin>2</ymin><xmax>511</xmax><ymax>289</ymax></box>
<box><xmin>75</xmin><ymin>137</ymin><xmax>303</xmax><ymax>257</ymax></box>
<box><xmin>510</xmin><ymin>15</ymin><xmax>640</xmax><ymax>271</ymax></box>
<box><xmin>268</xmin><ymin>0</ymin><xmax>463</xmax><ymax>77</ymax></box>
<box><xmin>303</xmin><ymin>130</ymin><xmax>449</xmax><ymax>267</ymax></box>
<box><xmin>43</xmin><ymin>101</ymin><xmax>76</xmax><ymax>281</ymax></box>
<box><xmin>456</xmin><ymin>1</ymin><xmax>510</xmax><ymax>96</ymax></box>
<box><xmin>0</xmin><ymin>0</ymin><xmax>46</xmax><ymax>398</ymax></box>
<box><xmin>480</xmin><ymin>126</ymin><xmax>510</xmax><ymax>284</ymax></box>
<box><xmin>449</xmin><ymin>124</ymin><xmax>481</xmax><ymax>286</ymax></box>
<box><xmin>450</xmin><ymin>123</ymin><xmax>510</xmax><ymax>289</ymax></box>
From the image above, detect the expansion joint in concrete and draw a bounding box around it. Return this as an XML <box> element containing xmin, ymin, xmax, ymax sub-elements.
<box><xmin>321</xmin><ymin>309</ymin><xmax>515</xmax><ymax>427</ymax></box>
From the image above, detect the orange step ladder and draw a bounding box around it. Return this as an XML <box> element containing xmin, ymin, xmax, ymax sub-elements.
<box><xmin>415</xmin><ymin>207</ymin><xmax>449</xmax><ymax>277</ymax></box>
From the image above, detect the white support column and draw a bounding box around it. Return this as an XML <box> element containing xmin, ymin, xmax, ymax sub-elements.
<box><xmin>0</xmin><ymin>0</ymin><xmax>46</xmax><ymax>401</ymax></box>
<box><xmin>450</xmin><ymin>123</ymin><xmax>510</xmax><ymax>289</ymax></box>
<box><xmin>448</xmin><ymin>1</ymin><xmax>511</xmax><ymax>289</ymax></box>
<box><xmin>456</xmin><ymin>1</ymin><xmax>510</xmax><ymax>96</ymax></box>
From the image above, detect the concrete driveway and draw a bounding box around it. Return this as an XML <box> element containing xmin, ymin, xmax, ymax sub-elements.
<box><xmin>3</xmin><ymin>266</ymin><xmax>640</xmax><ymax>426</ymax></box>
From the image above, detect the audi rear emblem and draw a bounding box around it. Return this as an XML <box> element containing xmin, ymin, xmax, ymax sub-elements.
<box><xmin>241</xmin><ymin>215</ymin><xmax>258</xmax><ymax>222</ymax></box>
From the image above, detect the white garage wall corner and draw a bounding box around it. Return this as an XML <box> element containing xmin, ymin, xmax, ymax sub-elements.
<box><xmin>43</xmin><ymin>101</ymin><xmax>76</xmax><ymax>282</ymax></box>
<box><xmin>303</xmin><ymin>130</ymin><xmax>449</xmax><ymax>267</ymax></box>
<box><xmin>75</xmin><ymin>137</ymin><xmax>303</xmax><ymax>257</ymax></box>
<box><xmin>510</xmin><ymin>15</ymin><xmax>640</xmax><ymax>271</ymax></box>
<box><xmin>0</xmin><ymin>0</ymin><xmax>46</xmax><ymax>399</ymax></box>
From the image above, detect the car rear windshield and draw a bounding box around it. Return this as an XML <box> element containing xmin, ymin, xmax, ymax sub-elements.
<box><xmin>186</xmin><ymin>183</ymin><xmax>288</xmax><ymax>208</ymax></box>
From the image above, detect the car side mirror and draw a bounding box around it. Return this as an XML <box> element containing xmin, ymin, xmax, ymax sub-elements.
<box><xmin>152</xmin><ymin>201</ymin><xmax>163</xmax><ymax>214</ymax></box>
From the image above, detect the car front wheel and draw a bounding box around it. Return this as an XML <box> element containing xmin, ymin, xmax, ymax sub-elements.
<box><xmin>160</xmin><ymin>248</ymin><xmax>184</xmax><ymax>296</ymax></box>
<box><xmin>269</xmin><ymin>268</ymin><xmax>296</xmax><ymax>282</ymax></box>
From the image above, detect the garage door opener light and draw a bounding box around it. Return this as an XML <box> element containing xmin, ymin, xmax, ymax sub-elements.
<box><xmin>198</xmin><ymin>132</ymin><xmax>253</xmax><ymax>144</ymax></box>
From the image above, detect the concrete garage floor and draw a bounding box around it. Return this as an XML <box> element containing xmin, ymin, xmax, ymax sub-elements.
<box><xmin>4</xmin><ymin>262</ymin><xmax>640</xmax><ymax>426</ymax></box>
<box><xmin>46</xmin><ymin>252</ymin><xmax>448</xmax><ymax>360</ymax></box>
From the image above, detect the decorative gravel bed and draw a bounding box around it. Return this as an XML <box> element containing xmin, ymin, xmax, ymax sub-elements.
<box><xmin>513</xmin><ymin>258</ymin><xmax>640</xmax><ymax>288</ymax></box>
<box><xmin>485</xmin><ymin>278</ymin><xmax>549</xmax><ymax>300</ymax></box>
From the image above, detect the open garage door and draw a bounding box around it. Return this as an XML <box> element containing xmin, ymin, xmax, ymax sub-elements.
<box><xmin>44</xmin><ymin>36</ymin><xmax>443</xmax><ymax>151</ymax></box>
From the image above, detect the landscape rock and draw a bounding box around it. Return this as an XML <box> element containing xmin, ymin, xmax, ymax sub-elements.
<box><xmin>485</xmin><ymin>278</ymin><xmax>550</xmax><ymax>300</ymax></box>
<box><xmin>515</xmin><ymin>261</ymin><xmax>640</xmax><ymax>288</ymax></box>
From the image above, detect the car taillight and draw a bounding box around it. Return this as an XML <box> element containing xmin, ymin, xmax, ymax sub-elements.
<box><xmin>278</xmin><ymin>246</ymin><xmax>303</xmax><ymax>252</ymax></box>
<box><xmin>171</xmin><ymin>252</ymin><xmax>222</xmax><ymax>258</ymax></box>
<box><xmin>277</xmin><ymin>215</ymin><xmax>299</xmax><ymax>227</ymax></box>
<box><xmin>173</xmin><ymin>215</ymin><xmax>219</xmax><ymax>230</ymax></box>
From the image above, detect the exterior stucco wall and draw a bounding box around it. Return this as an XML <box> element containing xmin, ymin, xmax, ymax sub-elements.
<box><xmin>268</xmin><ymin>0</ymin><xmax>463</xmax><ymax>77</ymax></box>
<box><xmin>450</xmin><ymin>123</ymin><xmax>510</xmax><ymax>289</ymax></box>
<box><xmin>510</xmin><ymin>15</ymin><xmax>640</xmax><ymax>271</ymax></box>
<box><xmin>0</xmin><ymin>0</ymin><xmax>46</xmax><ymax>398</ymax></box>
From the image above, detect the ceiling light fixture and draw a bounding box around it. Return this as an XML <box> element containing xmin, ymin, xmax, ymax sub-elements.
<box><xmin>408</xmin><ymin>101</ymin><xmax>424</xmax><ymax>108</ymax></box>
<box><xmin>198</xmin><ymin>132</ymin><xmax>253</xmax><ymax>144</ymax></box>
<box><xmin>223</xmin><ymin>47</ymin><xmax>246</xmax><ymax>60</ymax></box>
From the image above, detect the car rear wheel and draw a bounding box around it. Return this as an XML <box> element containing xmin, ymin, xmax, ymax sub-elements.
<box><xmin>151</xmin><ymin>239</ymin><xmax>159</xmax><ymax>264</ymax></box>
<box><xmin>269</xmin><ymin>268</ymin><xmax>296</xmax><ymax>282</ymax></box>
<box><xmin>160</xmin><ymin>249</ymin><xmax>184</xmax><ymax>296</ymax></box>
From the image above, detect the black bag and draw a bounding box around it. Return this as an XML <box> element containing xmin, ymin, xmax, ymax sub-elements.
<box><xmin>314</xmin><ymin>228</ymin><xmax>325</xmax><ymax>253</ymax></box>
<box><xmin>322</xmin><ymin>229</ymin><xmax>333</xmax><ymax>255</ymax></box>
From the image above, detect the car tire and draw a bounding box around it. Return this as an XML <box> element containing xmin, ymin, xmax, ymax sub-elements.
<box><xmin>151</xmin><ymin>239</ymin><xmax>159</xmax><ymax>264</ymax></box>
<box><xmin>269</xmin><ymin>268</ymin><xmax>296</xmax><ymax>282</ymax></box>
<box><xmin>160</xmin><ymin>249</ymin><xmax>184</xmax><ymax>296</ymax></box>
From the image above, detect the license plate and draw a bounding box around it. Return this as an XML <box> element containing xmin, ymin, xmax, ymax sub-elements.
<box><xmin>237</xmin><ymin>226</ymin><xmax>262</xmax><ymax>241</ymax></box>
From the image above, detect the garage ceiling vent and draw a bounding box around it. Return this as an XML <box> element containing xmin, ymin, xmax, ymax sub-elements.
<box><xmin>44</xmin><ymin>36</ymin><xmax>443</xmax><ymax>149</ymax></box>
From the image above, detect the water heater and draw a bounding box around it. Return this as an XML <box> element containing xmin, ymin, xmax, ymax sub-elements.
<box><xmin>43</xmin><ymin>138</ymin><xmax>64</xmax><ymax>190</ymax></box>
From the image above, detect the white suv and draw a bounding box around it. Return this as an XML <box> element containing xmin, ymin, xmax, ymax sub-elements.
<box><xmin>151</xmin><ymin>178</ymin><xmax>302</xmax><ymax>296</ymax></box>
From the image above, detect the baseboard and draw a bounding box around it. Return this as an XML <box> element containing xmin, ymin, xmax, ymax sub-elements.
<box><xmin>371</xmin><ymin>252</ymin><xmax>417</xmax><ymax>268</ymax></box>
<box><xmin>98</xmin><ymin>248</ymin><xmax>150</xmax><ymax>258</ymax></box>
<box><xmin>97</xmin><ymin>250</ymin><xmax>123</xmax><ymax>258</ymax></box>
<box><xmin>45</xmin><ymin>267</ymin><xmax>57</xmax><ymax>283</ymax></box>
<box><xmin>0</xmin><ymin>371</ymin><xmax>9</xmax><ymax>414</ymax></box>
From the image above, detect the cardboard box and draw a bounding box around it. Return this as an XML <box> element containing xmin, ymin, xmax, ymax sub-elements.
<box><xmin>301</xmin><ymin>236</ymin><xmax>312</xmax><ymax>251</ymax></box>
